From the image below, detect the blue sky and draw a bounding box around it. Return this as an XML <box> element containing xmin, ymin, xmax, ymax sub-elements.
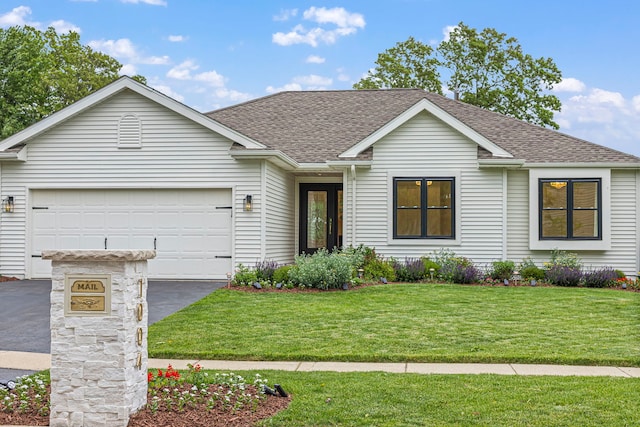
<box><xmin>2</xmin><ymin>0</ymin><xmax>640</xmax><ymax>156</ymax></box>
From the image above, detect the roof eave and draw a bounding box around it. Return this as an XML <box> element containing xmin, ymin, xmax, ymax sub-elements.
<box><xmin>326</xmin><ymin>160</ymin><xmax>372</xmax><ymax>169</ymax></box>
<box><xmin>523</xmin><ymin>162</ymin><xmax>640</xmax><ymax>169</ymax></box>
<box><xmin>339</xmin><ymin>98</ymin><xmax>514</xmax><ymax>159</ymax></box>
<box><xmin>0</xmin><ymin>76</ymin><xmax>265</xmax><ymax>152</ymax></box>
<box><xmin>477</xmin><ymin>159</ymin><xmax>525</xmax><ymax>169</ymax></box>
<box><xmin>229</xmin><ymin>149</ymin><xmax>298</xmax><ymax>170</ymax></box>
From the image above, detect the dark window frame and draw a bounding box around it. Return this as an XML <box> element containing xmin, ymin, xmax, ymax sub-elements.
<box><xmin>538</xmin><ymin>178</ymin><xmax>602</xmax><ymax>240</ymax></box>
<box><xmin>393</xmin><ymin>177</ymin><xmax>455</xmax><ymax>239</ymax></box>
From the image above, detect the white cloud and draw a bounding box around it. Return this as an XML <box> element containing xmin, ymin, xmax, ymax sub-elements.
<box><xmin>273</xmin><ymin>8</ymin><xmax>297</xmax><ymax>22</ymax></box>
<box><xmin>266</xmin><ymin>74</ymin><xmax>333</xmax><ymax>94</ymax></box>
<box><xmin>167</xmin><ymin>60</ymin><xmax>198</xmax><ymax>80</ymax></box>
<box><xmin>90</xmin><ymin>38</ymin><xmax>137</xmax><ymax>59</ymax></box>
<box><xmin>151</xmin><ymin>84</ymin><xmax>185</xmax><ymax>103</ymax></box>
<box><xmin>293</xmin><ymin>74</ymin><xmax>332</xmax><ymax>88</ymax></box>
<box><xmin>89</xmin><ymin>38</ymin><xmax>170</xmax><ymax>65</ymax></box>
<box><xmin>303</xmin><ymin>6</ymin><xmax>365</xmax><ymax>28</ymax></box>
<box><xmin>0</xmin><ymin>6</ymin><xmax>39</xmax><ymax>27</ymax></box>
<box><xmin>120</xmin><ymin>0</ymin><xmax>167</xmax><ymax>6</ymax></box>
<box><xmin>442</xmin><ymin>25</ymin><xmax>457</xmax><ymax>42</ymax></box>
<box><xmin>119</xmin><ymin>63</ymin><xmax>137</xmax><ymax>76</ymax></box>
<box><xmin>272</xmin><ymin>6</ymin><xmax>365</xmax><ymax>47</ymax></box>
<box><xmin>553</xmin><ymin>77</ymin><xmax>586</xmax><ymax>93</ymax></box>
<box><xmin>214</xmin><ymin>88</ymin><xmax>253</xmax><ymax>103</ymax></box>
<box><xmin>306</xmin><ymin>55</ymin><xmax>325</xmax><ymax>64</ymax></box>
<box><xmin>49</xmin><ymin>19</ymin><xmax>81</xmax><ymax>34</ymax></box>
<box><xmin>632</xmin><ymin>95</ymin><xmax>640</xmax><ymax>113</ymax></box>
<box><xmin>167</xmin><ymin>60</ymin><xmax>226</xmax><ymax>87</ymax></box>
<box><xmin>168</xmin><ymin>35</ymin><xmax>186</xmax><ymax>42</ymax></box>
<box><xmin>266</xmin><ymin>83</ymin><xmax>303</xmax><ymax>93</ymax></box>
<box><xmin>195</xmin><ymin>70</ymin><xmax>226</xmax><ymax>87</ymax></box>
<box><xmin>554</xmin><ymin>85</ymin><xmax>640</xmax><ymax>157</ymax></box>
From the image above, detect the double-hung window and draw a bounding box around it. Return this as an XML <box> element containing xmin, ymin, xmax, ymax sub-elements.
<box><xmin>539</xmin><ymin>178</ymin><xmax>601</xmax><ymax>240</ymax></box>
<box><xmin>393</xmin><ymin>177</ymin><xmax>454</xmax><ymax>239</ymax></box>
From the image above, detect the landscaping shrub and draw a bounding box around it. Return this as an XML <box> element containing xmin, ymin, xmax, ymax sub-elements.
<box><xmin>549</xmin><ymin>248</ymin><xmax>582</xmax><ymax>269</ymax></box>
<box><xmin>232</xmin><ymin>264</ymin><xmax>258</xmax><ymax>286</ymax></box>
<box><xmin>340</xmin><ymin>244</ymin><xmax>369</xmax><ymax>270</ymax></box>
<box><xmin>421</xmin><ymin>258</ymin><xmax>441</xmax><ymax>279</ymax></box>
<box><xmin>255</xmin><ymin>259</ymin><xmax>279</xmax><ymax>281</ymax></box>
<box><xmin>583</xmin><ymin>268</ymin><xmax>618</xmax><ymax>288</ymax></box>
<box><xmin>364</xmin><ymin>257</ymin><xmax>396</xmax><ymax>282</ymax></box>
<box><xmin>490</xmin><ymin>260</ymin><xmax>515</xmax><ymax>281</ymax></box>
<box><xmin>545</xmin><ymin>265</ymin><xmax>582</xmax><ymax>287</ymax></box>
<box><xmin>450</xmin><ymin>264</ymin><xmax>482</xmax><ymax>284</ymax></box>
<box><xmin>520</xmin><ymin>265</ymin><xmax>545</xmax><ymax>281</ymax></box>
<box><xmin>272</xmin><ymin>265</ymin><xmax>294</xmax><ymax>284</ymax></box>
<box><xmin>432</xmin><ymin>249</ymin><xmax>474</xmax><ymax>283</ymax></box>
<box><xmin>392</xmin><ymin>257</ymin><xmax>425</xmax><ymax>282</ymax></box>
<box><xmin>614</xmin><ymin>269</ymin><xmax>626</xmax><ymax>279</ymax></box>
<box><xmin>288</xmin><ymin>249</ymin><xmax>353</xmax><ymax>290</ymax></box>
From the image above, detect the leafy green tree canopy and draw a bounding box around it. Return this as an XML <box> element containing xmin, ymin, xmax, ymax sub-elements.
<box><xmin>354</xmin><ymin>22</ymin><xmax>562</xmax><ymax>129</ymax></box>
<box><xmin>0</xmin><ymin>25</ymin><xmax>147</xmax><ymax>139</ymax></box>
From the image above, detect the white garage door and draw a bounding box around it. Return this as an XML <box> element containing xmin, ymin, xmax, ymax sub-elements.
<box><xmin>30</xmin><ymin>189</ymin><xmax>232</xmax><ymax>279</ymax></box>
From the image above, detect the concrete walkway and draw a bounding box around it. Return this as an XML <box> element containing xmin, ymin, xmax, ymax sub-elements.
<box><xmin>2</xmin><ymin>350</ymin><xmax>639</xmax><ymax>378</ymax></box>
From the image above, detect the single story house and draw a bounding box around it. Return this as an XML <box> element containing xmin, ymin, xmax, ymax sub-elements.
<box><xmin>0</xmin><ymin>76</ymin><xmax>639</xmax><ymax>280</ymax></box>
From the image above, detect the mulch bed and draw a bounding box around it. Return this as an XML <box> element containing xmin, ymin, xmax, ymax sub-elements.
<box><xmin>0</xmin><ymin>386</ymin><xmax>291</xmax><ymax>426</ymax></box>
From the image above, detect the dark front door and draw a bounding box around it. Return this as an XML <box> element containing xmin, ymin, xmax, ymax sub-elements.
<box><xmin>299</xmin><ymin>183</ymin><xmax>342</xmax><ymax>254</ymax></box>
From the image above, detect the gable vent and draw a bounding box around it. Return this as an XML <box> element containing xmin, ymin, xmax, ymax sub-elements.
<box><xmin>118</xmin><ymin>114</ymin><xmax>142</xmax><ymax>148</ymax></box>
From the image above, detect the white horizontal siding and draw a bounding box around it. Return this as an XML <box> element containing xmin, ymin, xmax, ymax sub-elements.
<box><xmin>0</xmin><ymin>89</ymin><xmax>262</xmax><ymax>278</ymax></box>
<box><xmin>506</xmin><ymin>169</ymin><xmax>638</xmax><ymax>275</ymax></box>
<box><xmin>355</xmin><ymin>110</ymin><xmax>504</xmax><ymax>265</ymax></box>
<box><xmin>265</xmin><ymin>162</ymin><xmax>295</xmax><ymax>265</ymax></box>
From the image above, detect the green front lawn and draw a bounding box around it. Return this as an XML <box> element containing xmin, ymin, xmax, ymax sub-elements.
<box><xmin>149</xmin><ymin>284</ymin><xmax>640</xmax><ymax>366</ymax></box>
<box><xmin>252</xmin><ymin>370</ymin><xmax>640</xmax><ymax>426</ymax></box>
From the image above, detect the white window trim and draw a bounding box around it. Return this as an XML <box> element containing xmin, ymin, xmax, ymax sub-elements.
<box><xmin>387</xmin><ymin>170</ymin><xmax>461</xmax><ymax>246</ymax></box>
<box><xmin>529</xmin><ymin>168</ymin><xmax>611</xmax><ymax>250</ymax></box>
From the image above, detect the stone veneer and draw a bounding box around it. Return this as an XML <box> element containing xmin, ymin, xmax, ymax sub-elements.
<box><xmin>42</xmin><ymin>250</ymin><xmax>156</xmax><ymax>427</ymax></box>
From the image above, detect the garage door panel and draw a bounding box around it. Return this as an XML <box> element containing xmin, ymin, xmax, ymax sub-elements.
<box><xmin>31</xmin><ymin>189</ymin><xmax>232</xmax><ymax>279</ymax></box>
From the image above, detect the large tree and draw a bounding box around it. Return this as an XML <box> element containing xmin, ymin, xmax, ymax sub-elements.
<box><xmin>354</xmin><ymin>22</ymin><xmax>562</xmax><ymax>129</ymax></box>
<box><xmin>0</xmin><ymin>26</ymin><xmax>146</xmax><ymax>139</ymax></box>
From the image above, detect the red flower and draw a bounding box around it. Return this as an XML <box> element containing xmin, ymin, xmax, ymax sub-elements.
<box><xmin>147</xmin><ymin>372</ymin><xmax>154</xmax><ymax>383</ymax></box>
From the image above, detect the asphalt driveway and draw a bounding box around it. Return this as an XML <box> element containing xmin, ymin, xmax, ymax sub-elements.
<box><xmin>0</xmin><ymin>279</ymin><xmax>225</xmax><ymax>382</ymax></box>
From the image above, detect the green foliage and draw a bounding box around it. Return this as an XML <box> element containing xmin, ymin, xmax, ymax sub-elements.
<box><xmin>520</xmin><ymin>265</ymin><xmax>545</xmax><ymax>281</ymax></box>
<box><xmin>430</xmin><ymin>248</ymin><xmax>473</xmax><ymax>282</ymax></box>
<box><xmin>439</xmin><ymin>22</ymin><xmax>562</xmax><ymax>129</ymax></box>
<box><xmin>549</xmin><ymin>248</ymin><xmax>583</xmax><ymax>269</ymax></box>
<box><xmin>353</xmin><ymin>22</ymin><xmax>562</xmax><ymax>129</ymax></box>
<box><xmin>0</xmin><ymin>372</ymin><xmax>50</xmax><ymax>416</ymax></box>
<box><xmin>288</xmin><ymin>249</ymin><xmax>353</xmax><ymax>290</ymax></box>
<box><xmin>392</xmin><ymin>258</ymin><xmax>425</xmax><ymax>282</ymax></box>
<box><xmin>490</xmin><ymin>260</ymin><xmax>515</xmax><ymax>281</ymax></box>
<box><xmin>352</xmin><ymin>36</ymin><xmax>442</xmax><ymax>93</ymax></box>
<box><xmin>614</xmin><ymin>269</ymin><xmax>626</xmax><ymax>279</ymax></box>
<box><xmin>582</xmin><ymin>268</ymin><xmax>618</xmax><ymax>288</ymax></box>
<box><xmin>340</xmin><ymin>244</ymin><xmax>369</xmax><ymax>269</ymax></box>
<box><xmin>421</xmin><ymin>258</ymin><xmax>441</xmax><ymax>279</ymax></box>
<box><xmin>0</xmin><ymin>25</ymin><xmax>147</xmax><ymax>139</ymax></box>
<box><xmin>364</xmin><ymin>257</ymin><xmax>396</xmax><ymax>282</ymax></box>
<box><xmin>254</xmin><ymin>259</ymin><xmax>279</xmax><ymax>281</ymax></box>
<box><xmin>545</xmin><ymin>265</ymin><xmax>582</xmax><ymax>287</ymax></box>
<box><xmin>232</xmin><ymin>264</ymin><xmax>257</xmax><ymax>286</ymax></box>
<box><xmin>272</xmin><ymin>265</ymin><xmax>294</xmax><ymax>284</ymax></box>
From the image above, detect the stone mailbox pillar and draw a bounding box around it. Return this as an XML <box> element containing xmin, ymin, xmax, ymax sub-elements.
<box><xmin>42</xmin><ymin>250</ymin><xmax>156</xmax><ymax>427</ymax></box>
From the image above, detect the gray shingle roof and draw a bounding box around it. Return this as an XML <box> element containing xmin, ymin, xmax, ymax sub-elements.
<box><xmin>207</xmin><ymin>89</ymin><xmax>640</xmax><ymax>164</ymax></box>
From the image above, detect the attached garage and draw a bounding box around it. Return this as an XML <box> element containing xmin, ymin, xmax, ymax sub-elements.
<box><xmin>30</xmin><ymin>189</ymin><xmax>232</xmax><ymax>279</ymax></box>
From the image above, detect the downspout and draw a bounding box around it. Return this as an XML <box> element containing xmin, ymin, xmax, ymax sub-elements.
<box><xmin>351</xmin><ymin>164</ymin><xmax>357</xmax><ymax>246</ymax></box>
<box><xmin>260</xmin><ymin>160</ymin><xmax>267</xmax><ymax>260</ymax></box>
<box><xmin>636</xmin><ymin>170</ymin><xmax>640</xmax><ymax>279</ymax></box>
<box><xmin>502</xmin><ymin>169</ymin><xmax>508</xmax><ymax>260</ymax></box>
